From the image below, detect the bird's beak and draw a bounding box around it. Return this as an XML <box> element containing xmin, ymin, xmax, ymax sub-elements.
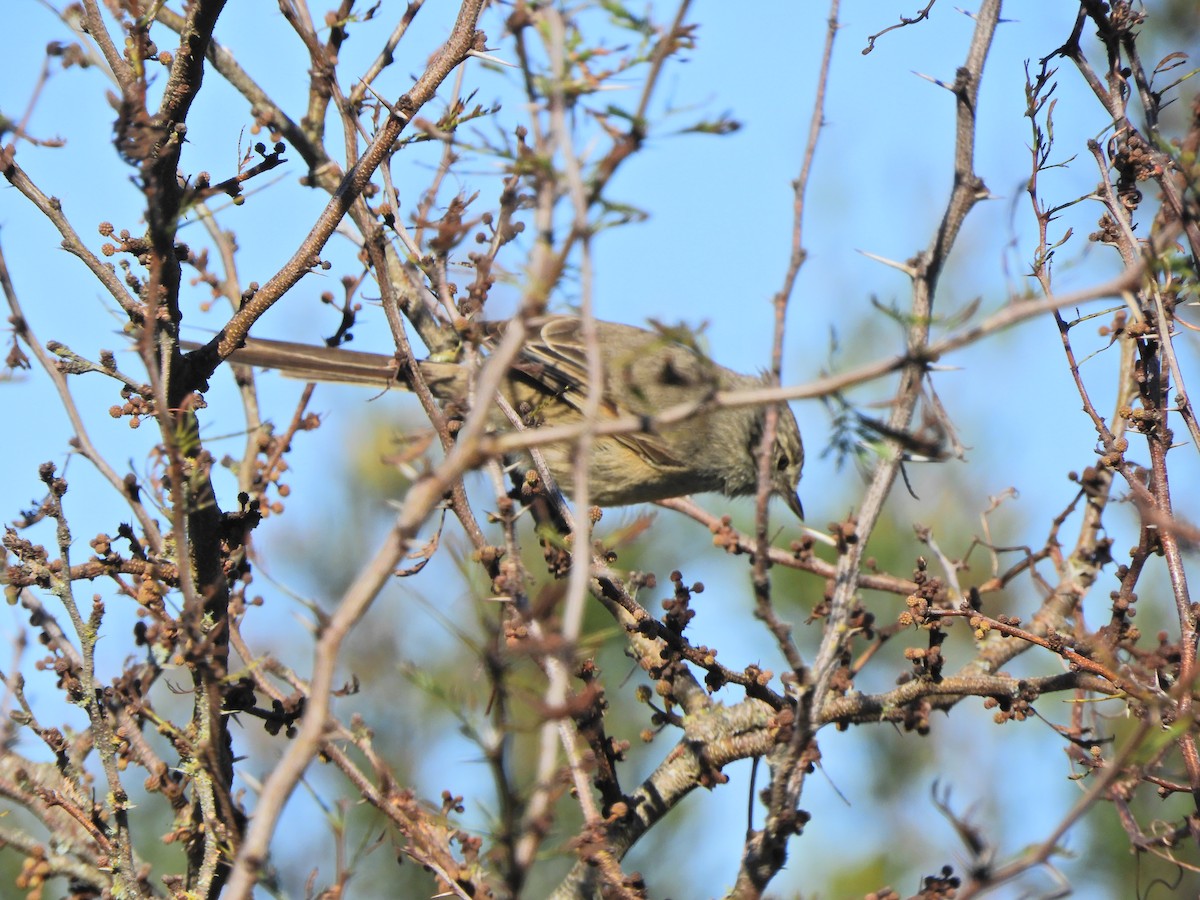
<box><xmin>785</xmin><ymin>490</ymin><xmax>805</xmax><ymax>520</ymax></box>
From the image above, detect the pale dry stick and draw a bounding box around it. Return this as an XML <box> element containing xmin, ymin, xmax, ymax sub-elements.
<box><xmin>483</xmin><ymin>528</ymin><xmax>604</xmax><ymax>882</ymax></box>
<box><xmin>489</xmin><ymin>395</ymin><xmax>610</xmax><ymax>877</ymax></box>
<box><xmin>194</xmin><ymin>202</ymin><xmax>246</xmax><ymax>313</ymax></box>
<box><xmin>976</xmin><ymin>488</ymin><xmax>1020</xmax><ymax>581</ymax></box>
<box><xmin>545</xmin><ymin>1</ymin><xmax>602</xmax><ymax>696</ymax></box>
<box><xmin>493</xmin><ymin>396</ymin><xmax>610</xmax><ymax>875</ymax></box>
<box><xmin>514</xmin><ymin>626</ymin><xmax>604</xmax><ymax>863</ymax></box>
<box><xmin>522</xmin><ymin>77</ymin><xmax>564</xmax><ymax>311</ymax></box>
<box><xmin>383</xmin><ymin>197</ymin><xmax>427</xmax><ymax>262</ymax></box>
<box><xmin>513</xmin><ymin>8</ymin><xmax>610</xmax><ymax>873</ymax></box>
<box><xmin>862</xmin><ymin>1</ymin><xmax>936</xmax><ymax>54</ymax></box>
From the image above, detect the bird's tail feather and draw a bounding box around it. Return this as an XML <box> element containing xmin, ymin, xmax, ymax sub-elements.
<box><xmin>182</xmin><ymin>338</ymin><xmax>409</xmax><ymax>388</ymax></box>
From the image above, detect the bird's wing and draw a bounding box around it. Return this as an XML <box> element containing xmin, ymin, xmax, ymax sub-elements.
<box><xmin>510</xmin><ymin>317</ymin><xmax>694</xmax><ymax>471</ymax></box>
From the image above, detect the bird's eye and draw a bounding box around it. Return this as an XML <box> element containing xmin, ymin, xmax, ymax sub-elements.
<box><xmin>776</xmin><ymin>454</ymin><xmax>790</xmax><ymax>471</ymax></box>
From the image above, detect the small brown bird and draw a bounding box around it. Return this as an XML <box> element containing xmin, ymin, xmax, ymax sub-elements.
<box><xmin>200</xmin><ymin>316</ymin><xmax>804</xmax><ymax>517</ymax></box>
